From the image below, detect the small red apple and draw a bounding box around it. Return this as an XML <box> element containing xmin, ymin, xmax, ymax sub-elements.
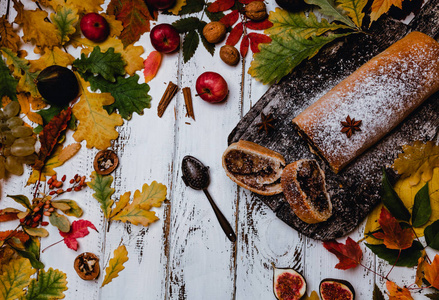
<box><xmin>145</xmin><ymin>0</ymin><xmax>176</xmax><ymax>10</ymax></box>
<box><xmin>80</xmin><ymin>13</ymin><xmax>110</xmax><ymax>43</ymax></box>
<box><xmin>150</xmin><ymin>24</ymin><xmax>180</xmax><ymax>54</ymax></box>
<box><xmin>196</xmin><ymin>72</ymin><xmax>229</xmax><ymax>103</ymax></box>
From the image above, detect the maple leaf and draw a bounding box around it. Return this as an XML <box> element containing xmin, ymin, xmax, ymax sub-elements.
<box><xmin>0</xmin><ymin>208</ymin><xmax>20</xmax><ymax>222</ymax></box>
<box><xmin>0</xmin><ymin>258</ymin><xmax>35</xmax><ymax>300</ymax></box>
<box><xmin>393</xmin><ymin>141</ymin><xmax>439</xmax><ymax>186</ymax></box>
<box><xmin>59</xmin><ymin>219</ymin><xmax>97</xmax><ymax>251</ymax></box>
<box><xmin>304</xmin><ymin>0</ymin><xmax>357</xmax><ymax>28</ymax></box>
<box><xmin>0</xmin><ymin>16</ymin><xmax>21</xmax><ymax>53</ymax></box>
<box><xmin>337</xmin><ymin>0</ymin><xmax>368</xmax><ymax>28</ymax></box>
<box><xmin>85</xmin><ymin>73</ymin><xmax>151</xmax><ymax>121</ymax></box>
<box><xmin>72</xmin><ymin>78</ymin><xmax>123</xmax><ymax>149</ymax></box>
<box><xmin>323</xmin><ymin>237</ymin><xmax>362</xmax><ymax>270</ymax></box>
<box><xmin>73</xmin><ymin>46</ymin><xmax>126</xmax><ymax>82</ymax></box>
<box><xmin>50</xmin><ymin>6</ymin><xmax>79</xmax><ymax>45</ymax></box>
<box><xmin>143</xmin><ymin>51</ymin><xmax>162</xmax><ymax>83</ymax></box>
<box><xmin>248</xmin><ymin>32</ymin><xmax>271</xmax><ymax>53</ymax></box>
<box><xmin>370</xmin><ymin>0</ymin><xmax>403</xmax><ymax>23</ymax></box>
<box><xmin>111</xmin><ymin>181</ymin><xmax>167</xmax><ymax>226</ymax></box>
<box><xmin>87</xmin><ymin>171</ymin><xmax>115</xmax><ymax>219</ymax></box>
<box><xmin>24</xmin><ymin>268</ymin><xmax>68</xmax><ymax>299</ymax></box>
<box><xmin>372</xmin><ymin>207</ymin><xmax>414</xmax><ymax>250</ymax></box>
<box><xmin>207</xmin><ymin>0</ymin><xmax>234</xmax><ymax>13</ymax></box>
<box><xmin>386</xmin><ymin>281</ymin><xmax>413</xmax><ymax>300</ymax></box>
<box><xmin>107</xmin><ymin>0</ymin><xmax>157</xmax><ymax>47</ymax></box>
<box><xmin>220</xmin><ymin>10</ymin><xmax>239</xmax><ymax>27</ymax></box>
<box><xmin>1</xmin><ymin>48</ymin><xmax>39</xmax><ymax>97</ymax></box>
<box><xmin>34</xmin><ymin>107</ymin><xmax>72</xmax><ymax>170</ymax></box>
<box><xmin>0</xmin><ymin>54</ymin><xmax>18</xmax><ymax>102</ymax></box>
<box><xmin>101</xmin><ymin>245</ymin><xmax>129</xmax><ymax>287</ymax></box>
<box><xmin>425</xmin><ymin>254</ymin><xmax>439</xmax><ymax>290</ymax></box>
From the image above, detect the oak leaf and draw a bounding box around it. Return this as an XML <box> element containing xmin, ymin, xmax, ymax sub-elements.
<box><xmin>72</xmin><ymin>78</ymin><xmax>123</xmax><ymax>149</ymax></box>
<box><xmin>0</xmin><ymin>16</ymin><xmax>20</xmax><ymax>53</ymax></box>
<box><xmin>372</xmin><ymin>207</ymin><xmax>414</xmax><ymax>250</ymax></box>
<box><xmin>323</xmin><ymin>237</ymin><xmax>362</xmax><ymax>270</ymax></box>
<box><xmin>17</xmin><ymin>93</ymin><xmax>45</xmax><ymax>125</ymax></box>
<box><xmin>104</xmin><ymin>13</ymin><xmax>124</xmax><ymax>38</ymax></box>
<box><xmin>393</xmin><ymin>141</ymin><xmax>439</xmax><ymax>186</ymax></box>
<box><xmin>143</xmin><ymin>51</ymin><xmax>162</xmax><ymax>83</ymax></box>
<box><xmin>0</xmin><ymin>257</ymin><xmax>35</xmax><ymax>300</ymax></box>
<box><xmin>107</xmin><ymin>0</ymin><xmax>157</xmax><ymax>47</ymax></box>
<box><xmin>24</xmin><ymin>268</ymin><xmax>68</xmax><ymax>299</ymax></box>
<box><xmin>304</xmin><ymin>0</ymin><xmax>356</xmax><ymax>28</ymax></box>
<box><xmin>87</xmin><ymin>171</ymin><xmax>115</xmax><ymax>219</ymax></box>
<box><xmin>50</xmin><ymin>6</ymin><xmax>79</xmax><ymax>45</ymax></box>
<box><xmin>59</xmin><ymin>219</ymin><xmax>97</xmax><ymax>251</ymax></box>
<box><xmin>110</xmin><ymin>191</ymin><xmax>131</xmax><ymax>218</ymax></box>
<box><xmin>101</xmin><ymin>245</ymin><xmax>129</xmax><ymax>287</ymax></box>
<box><xmin>168</xmin><ymin>0</ymin><xmax>187</xmax><ymax>15</ymax></box>
<box><xmin>0</xmin><ymin>54</ymin><xmax>18</xmax><ymax>102</ymax></box>
<box><xmin>386</xmin><ymin>281</ymin><xmax>413</xmax><ymax>300</ymax></box>
<box><xmin>207</xmin><ymin>0</ymin><xmax>234</xmax><ymax>13</ymax></box>
<box><xmin>337</xmin><ymin>0</ymin><xmax>368</xmax><ymax>28</ymax></box>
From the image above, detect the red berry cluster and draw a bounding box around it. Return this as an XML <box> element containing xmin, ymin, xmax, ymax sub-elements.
<box><xmin>47</xmin><ymin>174</ymin><xmax>87</xmax><ymax>196</ymax></box>
<box><xmin>19</xmin><ymin>199</ymin><xmax>52</xmax><ymax>228</ymax></box>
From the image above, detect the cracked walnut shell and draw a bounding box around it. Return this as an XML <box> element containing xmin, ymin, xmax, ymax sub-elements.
<box><xmin>245</xmin><ymin>1</ymin><xmax>268</xmax><ymax>21</ymax></box>
<box><xmin>203</xmin><ymin>22</ymin><xmax>226</xmax><ymax>44</ymax></box>
<box><xmin>74</xmin><ymin>252</ymin><xmax>100</xmax><ymax>280</ymax></box>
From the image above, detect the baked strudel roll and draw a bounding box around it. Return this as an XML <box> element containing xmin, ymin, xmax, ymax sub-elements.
<box><xmin>292</xmin><ymin>31</ymin><xmax>439</xmax><ymax>173</ymax></box>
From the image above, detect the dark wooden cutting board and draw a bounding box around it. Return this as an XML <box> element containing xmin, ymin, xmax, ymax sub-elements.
<box><xmin>228</xmin><ymin>0</ymin><xmax>439</xmax><ymax>240</ymax></box>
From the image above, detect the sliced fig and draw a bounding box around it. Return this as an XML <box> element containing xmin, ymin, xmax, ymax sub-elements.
<box><xmin>273</xmin><ymin>263</ymin><xmax>306</xmax><ymax>300</ymax></box>
<box><xmin>319</xmin><ymin>278</ymin><xmax>355</xmax><ymax>300</ymax></box>
<box><xmin>36</xmin><ymin>65</ymin><xmax>79</xmax><ymax>107</ymax></box>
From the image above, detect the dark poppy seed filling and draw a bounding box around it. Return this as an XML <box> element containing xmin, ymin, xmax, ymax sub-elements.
<box><xmin>296</xmin><ymin>160</ymin><xmax>328</xmax><ymax>213</ymax></box>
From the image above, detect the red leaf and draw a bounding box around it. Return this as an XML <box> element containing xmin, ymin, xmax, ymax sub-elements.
<box><xmin>34</xmin><ymin>107</ymin><xmax>72</xmax><ymax>170</ymax></box>
<box><xmin>143</xmin><ymin>51</ymin><xmax>162</xmax><ymax>83</ymax></box>
<box><xmin>246</xmin><ymin>19</ymin><xmax>273</xmax><ymax>30</ymax></box>
<box><xmin>240</xmin><ymin>34</ymin><xmax>249</xmax><ymax>57</ymax></box>
<box><xmin>323</xmin><ymin>237</ymin><xmax>363</xmax><ymax>270</ymax></box>
<box><xmin>239</xmin><ymin>0</ymin><xmax>263</xmax><ymax>4</ymax></box>
<box><xmin>220</xmin><ymin>10</ymin><xmax>239</xmax><ymax>27</ymax></box>
<box><xmin>372</xmin><ymin>207</ymin><xmax>414</xmax><ymax>250</ymax></box>
<box><xmin>59</xmin><ymin>219</ymin><xmax>97</xmax><ymax>251</ymax></box>
<box><xmin>0</xmin><ymin>209</ymin><xmax>19</xmax><ymax>222</ymax></box>
<box><xmin>226</xmin><ymin>22</ymin><xmax>243</xmax><ymax>46</ymax></box>
<box><xmin>207</xmin><ymin>0</ymin><xmax>235</xmax><ymax>12</ymax></box>
<box><xmin>248</xmin><ymin>32</ymin><xmax>271</xmax><ymax>53</ymax></box>
<box><xmin>0</xmin><ymin>230</ymin><xmax>29</xmax><ymax>244</ymax></box>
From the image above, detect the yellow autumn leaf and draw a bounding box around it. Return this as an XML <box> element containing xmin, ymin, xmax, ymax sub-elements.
<box><xmin>17</xmin><ymin>93</ymin><xmax>44</xmax><ymax>125</ymax></box>
<box><xmin>393</xmin><ymin>141</ymin><xmax>439</xmax><ymax>186</ymax></box>
<box><xmin>370</xmin><ymin>0</ymin><xmax>403</xmax><ymax>23</ymax></box>
<box><xmin>101</xmin><ymin>245</ymin><xmax>129</xmax><ymax>287</ymax></box>
<box><xmin>303</xmin><ymin>291</ymin><xmax>320</xmax><ymax>300</ymax></box>
<box><xmin>168</xmin><ymin>0</ymin><xmax>186</xmax><ymax>15</ymax></box>
<box><xmin>364</xmin><ymin>203</ymin><xmax>384</xmax><ymax>244</ymax></box>
<box><xmin>110</xmin><ymin>191</ymin><xmax>131</xmax><ymax>218</ymax></box>
<box><xmin>13</xmin><ymin>1</ymin><xmax>60</xmax><ymax>50</ymax></box>
<box><xmin>0</xmin><ymin>257</ymin><xmax>36</xmax><ymax>300</ymax></box>
<box><xmin>104</xmin><ymin>14</ymin><xmax>124</xmax><ymax>38</ymax></box>
<box><xmin>38</xmin><ymin>0</ymin><xmax>104</xmax><ymax>13</ymax></box>
<box><xmin>0</xmin><ymin>16</ymin><xmax>21</xmax><ymax>53</ymax></box>
<box><xmin>78</xmin><ymin>37</ymin><xmax>144</xmax><ymax>75</ymax></box>
<box><xmin>72</xmin><ymin>78</ymin><xmax>123</xmax><ymax>149</ymax></box>
<box><xmin>30</xmin><ymin>47</ymin><xmax>75</xmax><ymax>72</ymax></box>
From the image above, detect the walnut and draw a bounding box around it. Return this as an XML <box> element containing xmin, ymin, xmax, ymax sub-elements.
<box><xmin>245</xmin><ymin>1</ymin><xmax>268</xmax><ymax>21</ymax></box>
<box><xmin>74</xmin><ymin>252</ymin><xmax>100</xmax><ymax>280</ymax></box>
<box><xmin>220</xmin><ymin>45</ymin><xmax>240</xmax><ymax>66</ymax></box>
<box><xmin>202</xmin><ymin>22</ymin><xmax>226</xmax><ymax>44</ymax></box>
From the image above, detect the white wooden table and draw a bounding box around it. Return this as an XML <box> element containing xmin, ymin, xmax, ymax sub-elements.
<box><xmin>0</xmin><ymin>1</ymin><xmax>436</xmax><ymax>299</ymax></box>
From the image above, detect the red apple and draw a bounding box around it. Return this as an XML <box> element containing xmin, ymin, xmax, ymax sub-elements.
<box><xmin>150</xmin><ymin>24</ymin><xmax>180</xmax><ymax>54</ymax></box>
<box><xmin>196</xmin><ymin>72</ymin><xmax>229</xmax><ymax>103</ymax></box>
<box><xmin>80</xmin><ymin>13</ymin><xmax>110</xmax><ymax>43</ymax></box>
<box><xmin>145</xmin><ymin>0</ymin><xmax>176</xmax><ymax>10</ymax></box>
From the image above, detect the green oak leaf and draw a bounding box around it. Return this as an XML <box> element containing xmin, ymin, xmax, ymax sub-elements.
<box><xmin>304</xmin><ymin>0</ymin><xmax>357</xmax><ymax>28</ymax></box>
<box><xmin>412</xmin><ymin>183</ymin><xmax>431</xmax><ymax>227</ymax></box>
<box><xmin>73</xmin><ymin>46</ymin><xmax>126</xmax><ymax>82</ymax></box>
<box><xmin>51</xmin><ymin>6</ymin><xmax>78</xmax><ymax>45</ymax></box>
<box><xmin>87</xmin><ymin>171</ymin><xmax>115</xmax><ymax>219</ymax></box>
<box><xmin>85</xmin><ymin>73</ymin><xmax>151</xmax><ymax>120</ymax></box>
<box><xmin>365</xmin><ymin>241</ymin><xmax>423</xmax><ymax>267</ymax></box>
<box><xmin>182</xmin><ymin>30</ymin><xmax>199</xmax><ymax>63</ymax></box>
<box><xmin>0</xmin><ymin>55</ymin><xmax>18</xmax><ymax>102</ymax></box>
<box><xmin>23</xmin><ymin>268</ymin><xmax>67</xmax><ymax>300</ymax></box>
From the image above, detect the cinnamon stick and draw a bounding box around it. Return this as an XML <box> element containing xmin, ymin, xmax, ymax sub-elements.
<box><xmin>183</xmin><ymin>87</ymin><xmax>195</xmax><ymax>120</ymax></box>
<box><xmin>157</xmin><ymin>81</ymin><xmax>178</xmax><ymax>118</ymax></box>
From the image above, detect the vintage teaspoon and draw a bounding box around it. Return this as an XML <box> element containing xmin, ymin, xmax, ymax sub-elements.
<box><xmin>181</xmin><ymin>155</ymin><xmax>237</xmax><ymax>242</ymax></box>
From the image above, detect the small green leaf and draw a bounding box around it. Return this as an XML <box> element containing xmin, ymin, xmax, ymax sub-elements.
<box><xmin>172</xmin><ymin>17</ymin><xmax>202</xmax><ymax>33</ymax></box>
<box><xmin>23</xmin><ymin>227</ymin><xmax>49</xmax><ymax>238</ymax></box>
<box><xmin>412</xmin><ymin>183</ymin><xmax>431</xmax><ymax>227</ymax></box>
<box><xmin>87</xmin><ymin>171</ymin><xmax>115</xmax><ymax>219</ymax></box>
<box><xmin>51</xmin><ymin>6</ymin><xmax>78</xmax><ymax>45</ymax></box>
<box><xmin>304</xmin><ymin>0</ymin><xmax>357</xmax><ymax>28</ymax></box>
<box><xmin>183</xmin><ymin>30</ymin><xmax>199</xmax><ymax>63</ymax></box>
<box><xmin>73</xmin><ymin>46</ymin><xmax>126</xmax><ymax>82</ymax></box>
<box><xmin>373</xmin><ymin>284</ymin><xmax>385</xmax><ymax>300</ymax></box>
<box><xmin>7</xmin><ymin>195</ymin><xmax>31</xmax><ymax>210</ymax></box>
<box><xmin>425</xmin><ymin>219</ymin><xmax>439</xmax><ymax>250</ymax></box>
<box><xmin>205</xmin><ymin>9</ymin><xmax>224</xmax><ymax>22</ymax></box>
<box><xmin>365</xmin><ymin>241</ymin><xmax>423</xmax><ymax>267</ymax></box>
<box><xmin>0</xmin><ymin>55</ymin><xmax>18</xmax><ymax>102</ymax></box>
<box><xmin>49</xmin><ymin>212</ymin><xmax>71</xmax><ymax>232</ymax></box>
<box><xmin>13</xmin><ymin>248</ymin><xmax>45</xmax><ymax>269</ymax></box>
<box><xmin>381</xmin><ymin>168</ymin><xmax>411</xmax><ymax>222</ymax></box>
<box><xmin>51</xmin><ymin>200</ymin><xmax>83</xmax><ymax>217</ymax></box>
<box><xmin>178</xmin><ymin>0</ymin><xmax>205</xmax><ymax>15</ymax></box>
<box><xmin>24</xmin><ymin>268</ymin><xmax>68</xmax><ymax>300</ymax></box>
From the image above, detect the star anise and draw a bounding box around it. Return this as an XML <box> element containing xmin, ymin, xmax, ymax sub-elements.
<box><xmin>341</xmin><ymin>115</ymin><xmax>362</xmax><ymax>138</ymax></box>
<box><xmin>256</xmin><ymin>112</ymin><xmax>275</xmax><ymax>134</ymax></box>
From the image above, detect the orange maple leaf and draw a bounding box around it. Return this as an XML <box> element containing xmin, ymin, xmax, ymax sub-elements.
<box><xmin>425</xmin><ymin>254</ymin><xmax>439</xmax><ymax>289</ymax></box>
<box><xmin>370</xmin><ymin>0</ymin><xmax>403</xmax><ymax>23</ymax></box>
<box><xmin>386</xmin><ymin>281</ymin><xmax>413</xmax><ymax>299</ymax></box>
<box><xmin>372</xmin><ymin>207</ymin><xmax>414</xmax><ymax>250</ymax></box>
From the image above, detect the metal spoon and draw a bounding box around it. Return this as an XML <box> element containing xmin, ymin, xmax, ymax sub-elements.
<box><xmin>181</xmin><ymin>155</ymin><xmax>237</xmax><ymax>242</ymax></box>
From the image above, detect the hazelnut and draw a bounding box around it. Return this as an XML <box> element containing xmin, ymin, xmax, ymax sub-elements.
<box><xmin>93</xmin><ymin>149</ymin><xmax>119</xmax><ymax>175</ymax></box>
<box><xmin>245</xmin><ymin>1</ymin><xmax>268</xmax><ymax>21</ymax></box>
<box><xmin>220</xmin><ymin>45</ymin><xmax>240</xmax><ymax>66</ymax></box>
<box><xmin>74</xmin><ymin>252</ymin><xmax>100</xmax><ymax>280</ymax></box>
<box><xmin>202</xmin><ymin>22</ymin><xmax>226</xmax><ymax>44</ymax></box>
